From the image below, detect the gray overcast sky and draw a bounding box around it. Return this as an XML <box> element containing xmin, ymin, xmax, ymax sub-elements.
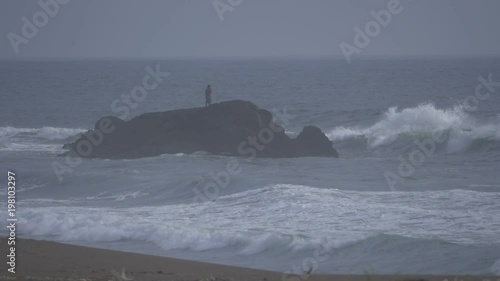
<box><xmin>1</xmin><ymin>0</ymin><xmax>500</xmax><ymax>58</ymax></box>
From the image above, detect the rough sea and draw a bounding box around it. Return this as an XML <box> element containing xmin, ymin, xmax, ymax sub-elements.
<box><xmin>0</xmin><ymin>57</ymin><xmax>499</xmax><ymax>275</ymax></box>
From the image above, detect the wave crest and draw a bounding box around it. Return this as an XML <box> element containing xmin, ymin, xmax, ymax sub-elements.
<box><xmin>0</xmin><ymin>126</ymin><xmax>86</xmax><ymax>141</ymax></box>
<box><xmin>327</xmin><ymin>103</ymin><xmax>499</xmax><ymax>153</ymax></box>
<box><xmin>0</xmin><ymin>126</ymin><xmax>86</xmax><ymax>152</ymax></box>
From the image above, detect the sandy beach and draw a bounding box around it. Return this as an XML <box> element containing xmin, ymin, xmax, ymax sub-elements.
<box><xmin>0</xmin><ymin>238</ymin><xmax>496</xmax><ymax>281</ymax></box>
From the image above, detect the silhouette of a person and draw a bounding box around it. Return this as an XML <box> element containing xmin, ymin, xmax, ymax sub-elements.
<box><xmin>205</xmin><ymin>85</ymin><xmax>212</xmax><ymax>107</ymax></box>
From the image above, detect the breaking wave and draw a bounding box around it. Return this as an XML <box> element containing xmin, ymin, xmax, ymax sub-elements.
<box><xmin>7</xmin><ymin>181</ymin><xmax>500</xmax><ymax>274</ymax></box>
<box><xmin>0</xmin><ymin>126</ymin><xmax>86</xmax><ymax>141</ymax></box>
<box><xmin>0</xmin><ymin>126</ymin><xmax>85</xmax><ymax>152</ymax></box>
<box><xmin>327</xmin><ymin>103</ymin><xmax>500</xmax><ymax>153</ymax></box>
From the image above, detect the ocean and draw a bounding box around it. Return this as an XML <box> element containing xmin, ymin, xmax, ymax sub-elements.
<box><xmin>0</xmin><ymin>57</ymin><xmax>499</xmax><ymax>275</ymax></box>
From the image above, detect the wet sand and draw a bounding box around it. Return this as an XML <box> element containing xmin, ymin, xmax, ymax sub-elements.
<box><xmin>0</xmin><ymin>238</ymin><xmax>496</xmax><ymax>281</ymax></box>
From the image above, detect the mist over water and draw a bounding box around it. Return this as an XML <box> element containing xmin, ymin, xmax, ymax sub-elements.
<box><xmin>0</xmin><ymin>57</ymin><xmax>499</xmax><ymax>275</ymax></box>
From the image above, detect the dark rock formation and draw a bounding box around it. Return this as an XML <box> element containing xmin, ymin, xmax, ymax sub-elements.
<box><xmin>63</xmin><ymin>100</ymin><xmax>338</xmax><ymax>159</ymax></box>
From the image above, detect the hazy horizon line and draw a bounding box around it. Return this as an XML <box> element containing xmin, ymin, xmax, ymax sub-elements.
<box><xmin>2</xmin><ymin>53</ymin><xmax>500</xmax><ymax>62</ymax></box>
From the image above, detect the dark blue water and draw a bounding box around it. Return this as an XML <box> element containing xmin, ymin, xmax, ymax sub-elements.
<box><xmin>0</xmin><ymin>58</ymin><xmax>499</xmax><ymax>275</ymax></box>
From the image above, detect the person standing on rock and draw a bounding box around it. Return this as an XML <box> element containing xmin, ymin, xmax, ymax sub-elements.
<box><xmin>205</xmin><ymin>85</ymin><xmax>212</xmax><ymax>107</ymax></box>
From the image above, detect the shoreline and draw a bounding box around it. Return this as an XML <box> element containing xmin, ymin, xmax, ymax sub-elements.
<box><xmin>0</xmin><ymin>238</ymin><xmax>498</xmax><ymax>281</ymax></box>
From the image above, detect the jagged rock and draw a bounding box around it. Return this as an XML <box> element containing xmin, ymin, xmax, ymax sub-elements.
<box><xmin>62</xmin><ymin>100</ymin><xmax>338</xmax><ymax>159</ymax></box>
<box><xmin>295</xmin><ymin>126</ymin><xmax>339</xmax><ymax>157</ymax></box>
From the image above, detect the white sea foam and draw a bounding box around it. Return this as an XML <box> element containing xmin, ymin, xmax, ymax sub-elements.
<box><xmin>85</xmin><ymin>190</ymin><xmax>149</xmax><ymax>201</ymax></box>
<box><xmin>327</xmin><ymin>103</ymin><xmax>500</xmax><ymax>152</ymax></box>
<box><xmin>14</xmin><ymin>185</ymin><xmax>500</xmax><ymax>254</ymax></box>
<box><xmin>0</xmin><ymin>126</ymin><xmax>85</xmax><ymax>152</ymax></box>
<box><xmin>7</xmin><ymin>185</ymin><xmax>499</xmax><ymax>276</ymax></box>
<box><xmin>0</xmin><ymin>126</ymin><xmax>86</xmax><ymax>141</ymax></box>
<box><xmin>0</xmin><ymin>142</ymin><xmax>63</xmax><ymax>152</ymax></box>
